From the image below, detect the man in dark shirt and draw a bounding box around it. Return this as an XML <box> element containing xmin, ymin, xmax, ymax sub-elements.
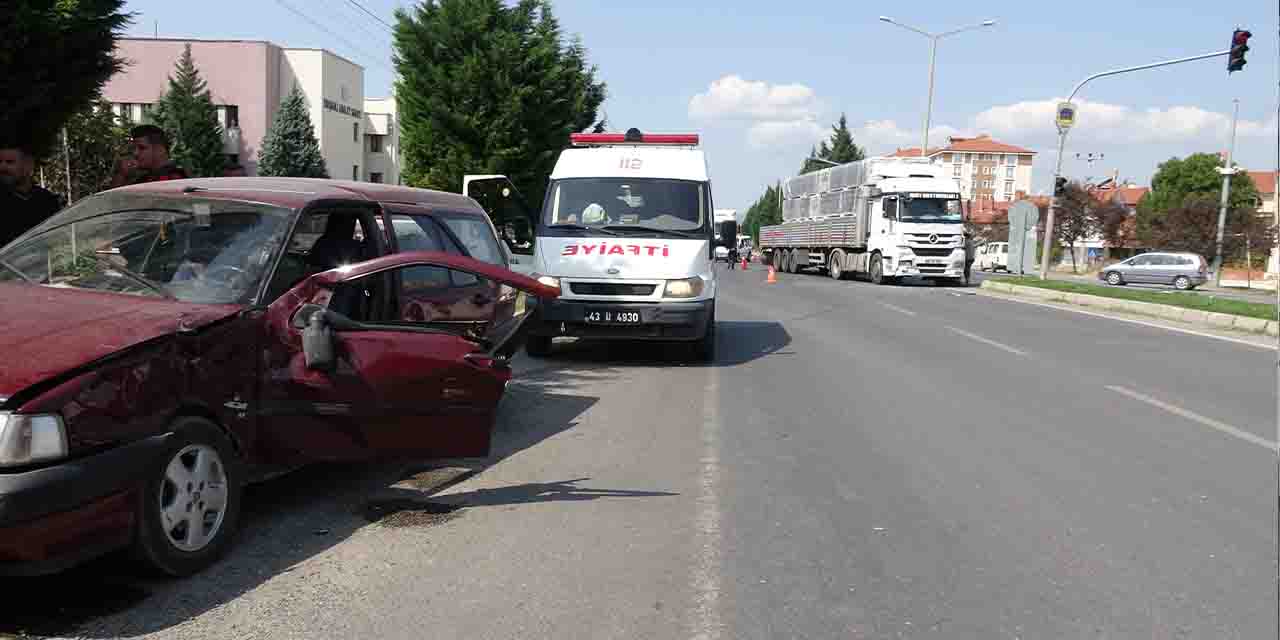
<box><xmin>0</xmin><ymin>145</ymin><xmax>63</xmax><ymax>247</ymax></box>
<box><xmin>128</xmin><ymin>125</ymin><xmax>189</xmax><ymax>183</ymax></box>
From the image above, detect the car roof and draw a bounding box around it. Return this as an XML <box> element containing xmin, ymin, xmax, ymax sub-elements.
<box><xmin>107</xmin><ymin>177</ymin><xmax>484</xmax><ymax>212</ymax></box>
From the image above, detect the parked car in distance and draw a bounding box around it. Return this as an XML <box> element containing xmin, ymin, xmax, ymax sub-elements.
<box><xmin>975</xmin><ymin>242</ymin><xmax>1008</xmax><ymax>272</ymax></box>
<box><xmin>1098</xmin><ymin>252</ymin><xmax>1208</xmax><ymax>290</ymax></box>
<box><xmin>0</xmin><ymin>178</ymin><xmax>559</xmax><ymax>577</ymax></box>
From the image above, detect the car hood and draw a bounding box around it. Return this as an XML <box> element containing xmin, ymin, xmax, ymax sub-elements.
<box><xmin>0</xmin><ymin>284</ymin><xmax>241</xmax><ymax>400</ymax></box>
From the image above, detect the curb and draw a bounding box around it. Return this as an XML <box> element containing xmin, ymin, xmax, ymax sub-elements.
<box><xmin>980</xmin><ymin>280</ymin><xmax>1279</xmax><ymax>337</ymax></box>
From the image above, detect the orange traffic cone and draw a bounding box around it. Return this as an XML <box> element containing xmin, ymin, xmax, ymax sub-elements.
<box><xmin>766</xmin><ymin>265</ymin><xmax>778</xmax><ymax>284</ymax></box>
<box><xmin>741</xmin><ymin>256</ymin><xmax>749</xmax><ymax>270</ymax></box>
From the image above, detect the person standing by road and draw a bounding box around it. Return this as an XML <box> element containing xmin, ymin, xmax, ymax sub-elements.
<box><xmin>127</xmin><ymin>125</ymin><xmax>188</xmax><ymax>184</ymax></box>
<box><xmin>963</xmin><ymin>232</ymin><xmax>976</xmax><ymax>285</ymax></box>
<box><xmin>0</xmin><ymin>144</ymin><xmax>63</xmax><ymax>247</ymax></box>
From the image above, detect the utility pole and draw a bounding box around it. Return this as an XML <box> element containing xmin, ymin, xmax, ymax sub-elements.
<box><xmin>1040</xmin><ymin>47</ymin><xmax>1236</xmax><ymax>279</ymax></box>
<box><xmin>1212</xmin><ymin>99</ymin><xmax>1240</xmax><ymax>286</ymax></box>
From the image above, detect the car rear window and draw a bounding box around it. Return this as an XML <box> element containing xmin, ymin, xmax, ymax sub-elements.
<box><xmin>389</xmin><ymin>214</ymin><xmax>447</xmax><ymax>252</ymax></box>
<box><xmin>433</xmin><ymin>211</ymin><xmax>506</xmax><ymax>267</ymax></box>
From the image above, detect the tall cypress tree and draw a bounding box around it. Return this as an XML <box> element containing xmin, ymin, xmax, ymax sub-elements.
<box><xmin>1</xmin><ymin>1</ymin><xmax>132</xmax><ymax>157</ymax></box>
<box><xmin>825</xmin><ymin>114</ymin><xmax>865</xmax><ymax>164</ymax></box>
<box><xmin>258</xmin><ymin>85</ymin><xmax>329</xmax><ymax>178</ymax></box>
<box><xmin>150</xmin><ymin>44</ymin><xmax>225</xmax><ymax>177</ymax></box>
<box><xmin>393</xmin><ymin>0</ymin><xmax>606</xmax><ymax>207</ymax></box>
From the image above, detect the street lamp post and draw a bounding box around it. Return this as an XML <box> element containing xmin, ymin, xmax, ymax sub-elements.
<box><xmin>879</xmin><ymin>16</ymin><xmax>996</xmax><ymax>156</ymax></box>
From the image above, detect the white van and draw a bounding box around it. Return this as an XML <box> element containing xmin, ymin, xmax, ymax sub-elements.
<box><xmin>976</xmin><ymin>242</ymin><xmax>1009</xmax><ymax>272</ymax></box>
<box><xmin>466</xmin><ymin>129</ymin><xmax>718</xmax><ymax>360</ymax></box>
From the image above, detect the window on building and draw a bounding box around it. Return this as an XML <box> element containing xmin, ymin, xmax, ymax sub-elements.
<box><xmin>1005</xmin><ymin>166</ymin><xmax>1014</xmax><ymax>179</ymax></box>
<box><xmin>225</xmin><ymin>105</ymin><xmax>239</xmax><ymax>129</ymax></box>
<box><xmin>352</xmin><ymin>123</ymin><xmax>359</xmax><ymax>143</ymax></box>
<box><xmin>367</xmin><ymin>134</ymin><xmax>383</xmax><ymax>153</ymax></box>
<box><xmin>1004</xmin><ymin>180</ymin><xmax>1014</xmax><ymax>194</ymax></box>
<box><xmin>943</xmin><ymin>153</ymin><xmax>952</xmax><ymax>163</ymax></box>
<box><xmin>953</xmin><ymin>164</ymin><xmax>961</xmax><ymax>177</ymax></box>
<box><xmin>352</xmin><ymin>165</ymin><xmax>359</xmax><ymax>180</ymax></box>
<box><xmin>369</xmin><ymin>172</ymin><xmax>384</xmax><ymax>184</ymax></box>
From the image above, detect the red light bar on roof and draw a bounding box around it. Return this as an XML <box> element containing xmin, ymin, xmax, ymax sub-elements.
<box><xmin>570</xmin><ymin>132</ymin><xmax>699</xmax><ymax>146</ymax></box>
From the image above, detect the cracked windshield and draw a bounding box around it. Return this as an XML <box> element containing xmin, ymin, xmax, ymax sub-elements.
<box><xmin>0</xmin><ymin>0</ymin><xmax>1275</xmax><ymax>638</ymax></box>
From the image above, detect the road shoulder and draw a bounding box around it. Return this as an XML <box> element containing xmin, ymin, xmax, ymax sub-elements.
<box><xmin>977</xmin><ymin>288</ymin><xmax>1278</xmax><ymax>350</ymax></box>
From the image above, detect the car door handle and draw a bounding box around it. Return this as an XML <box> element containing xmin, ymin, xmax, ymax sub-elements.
<box><xmin>464</xmin><ymin>352</ymin><xmax>509</xmax><ymax>370</ymax></box>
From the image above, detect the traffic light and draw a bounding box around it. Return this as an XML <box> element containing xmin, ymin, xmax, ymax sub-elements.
<box><xmin>1227</xmin><ymin>29</ymin><xmax>1251</xmax><ymax>73</ymax></box>
<box><xmin>1054</xmin><ymin>177</ymin><xmax>1067</xmax><ymax>197</ymax></box>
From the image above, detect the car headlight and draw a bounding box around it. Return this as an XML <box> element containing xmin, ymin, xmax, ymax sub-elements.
<box><xmin>663</xmin><ymin>276</ymin><xmax>705</xmax><ymax>298</ymax></box>
<box><xmin>0</xmin><ymin>412</ymin><xmax>68</xmax><ymax>467</ymax></box>
<box><xmin>534</xmin><ymin>275</ymin><xmax>560</xmax><ymax>289</ymax></box>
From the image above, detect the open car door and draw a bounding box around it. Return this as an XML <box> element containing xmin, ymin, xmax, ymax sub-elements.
<box><xmin>261</xmin><ymin>251</ymin><xmax>560</xmax><ymax>462</ymax></box>
<box><xmin>463</xmin><ymin>174</ymin><xmax>537</xmax><ymax>275</ymax></box>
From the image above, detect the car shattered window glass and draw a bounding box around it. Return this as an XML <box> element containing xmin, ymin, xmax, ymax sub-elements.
<box><xmin>0</xmin><ymin>195</ymin><xmax>291</xmax><ymax>304</ymax></box>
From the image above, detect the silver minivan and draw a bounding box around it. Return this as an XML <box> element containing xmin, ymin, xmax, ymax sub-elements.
<box><xmin>1098</xmin><ymin>252</ymin><xmax>1208</xmax><ymax>290</ymax></box>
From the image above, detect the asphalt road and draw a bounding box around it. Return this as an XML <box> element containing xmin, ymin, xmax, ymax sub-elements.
<box><xmin>7</xmin><ymin>265</ymin><xmax>1276</xmax><ymax>639</ymax></box>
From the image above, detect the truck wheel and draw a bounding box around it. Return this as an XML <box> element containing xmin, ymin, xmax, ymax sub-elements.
<box><xmin>829</xmin><ymin>252</ymin><xmax>845</xmax><ymax>280</ymax></box>
<box><xmin>870</xmin><ymin>254</ymin><xmax>886</xmax><ymax>285</ymax></box>
<box><xmin>525</xmin><ymin>335</ymin><xmax>553</xmax><ymax>358</ymax></box>
<box><xmin>134</xmin><ymin>417</ymin><xmax>242</xmax><ymax>577</ymax></box>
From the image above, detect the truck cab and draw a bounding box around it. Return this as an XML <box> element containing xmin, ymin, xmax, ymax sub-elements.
<box><xmin>862</xmin><ymin>161</ymin><xmax>966</xmax><ymax>284</ymax></box>
<box><xmin>467</xmin><ymin>129</ymin><xmax>717</xmax><ymax>360</ymax></box>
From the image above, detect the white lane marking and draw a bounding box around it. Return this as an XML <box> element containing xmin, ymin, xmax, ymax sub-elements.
<box><xmin>978</xmin><ymin>291</ymin><xmax>1277</xmax><ymax>351</ymax></box>
<box><xmin>690</xmin><ymin>365</ymin><xmax>724</xmax><ymax>640</ymax></box>
<box><xmin>879</xmin><ymin>302</ymin><xmax>918</xmax><ymax>317</ymax></box>
<box><xmin>946</xmin><ymin>326</ymin><xmax>1028</xmax><ymax>356</ymax></box>
<box><xmin>1107</xmin><ymin>385</ymin><xmax>1278</xmax><ymax>452</ymax></box>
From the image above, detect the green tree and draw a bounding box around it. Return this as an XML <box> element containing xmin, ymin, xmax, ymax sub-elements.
<box><xmin>0</xmin><ymin>1</ymin><xmax>132</xmax><ymax>157</ymax></box>
<box><xmin>1143</xmin><ymin>195</ymin><xmax>1272</xmax><ymax>265</ymax></box>
<box><xmin>1137</xmin><ymin>152</ymin><xmax>1260</xmax><ymax>241</ymax></box>
<box><xmin>37</xmin><ymin>97</ymin><xmax>130</xmax><ymax>204</ymax></box>
<box><xmin>393</xmin><ymin>0</ymin><xmax>606</xmax><ymax>207</ymax></box>
<box><xmin>742</xmin><ymin>182</ymin><xmax>782</xmax><ymax>243</ymax></box>
<box><xmin>150</xmin><ymin>44</ymin><xmax>225</xmax><ymax>177</ymax></box>
<box><xmin>824</xmin><ymin>114</ymin><xmax>865</xmax><ymax>164</ymax></box>
<box><xmin>258</xmin><ymin>85</ymin><xmax>329</xmax><ymax>178</ymax></box>
<box><xmin>798</xmin><ymin>114</ymin><xmax>866</xmax><ymax>174</ymax></box>
<box><xmin>1050</xmin><ymin>181</ymin><xmax>1099</xmax><ymax>273</ymax></box>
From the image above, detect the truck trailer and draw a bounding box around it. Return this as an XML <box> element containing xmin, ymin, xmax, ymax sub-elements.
<box><xmin>759</xmin><ymin>156</ymin><xmax>967</xmax><ymax>285</ymax></box>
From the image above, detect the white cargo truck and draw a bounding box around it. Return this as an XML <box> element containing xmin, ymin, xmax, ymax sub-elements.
<box><xmin>759</xmin><ymin>156</ymin><xmax>967</xmax><ymax>285</ymax></box>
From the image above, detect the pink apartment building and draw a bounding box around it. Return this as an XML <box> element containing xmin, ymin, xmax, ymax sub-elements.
<box><xmin>102</xmin><ymin>38</ymin><xmax>399</xmax><ymax>183</ymax></box>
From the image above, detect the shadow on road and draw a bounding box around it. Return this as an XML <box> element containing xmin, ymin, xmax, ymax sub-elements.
<box><xmin>526</xmin><ymin>320</ymin><xmax>792</xmax><ymax>369</ymax></box>
<box><xmin>0</xmin><ymin>384</ymin><xmax>599</xmax><ymax>639</ymax></box>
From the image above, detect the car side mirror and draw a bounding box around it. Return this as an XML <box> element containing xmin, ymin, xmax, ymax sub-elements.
<box><xmin>302</xmin><ymin>310</ymin><xmax>335</xmax><ymax>371</ymax></box>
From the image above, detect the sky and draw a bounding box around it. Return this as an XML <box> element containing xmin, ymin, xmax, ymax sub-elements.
<box><xmin>121</xmin><ymin>0</ymin><xmax>1277</xmax><ymax>212</ymax></box>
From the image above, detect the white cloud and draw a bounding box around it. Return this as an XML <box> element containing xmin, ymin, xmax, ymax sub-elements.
<box><xmin>974</xmin><ymin>98</ymin><xmax>1275</xmax><ymax>145</ymax></box>
<box><xmin>851</xmin><ymin>119</ymin><xmax>966</xmax><ymax>154</ymax></box>
<box><xmin>746</xmin><ymin>119</ymin><xmax>825</xmax><ymax>149</ymax></box>
<box><xmin>689</xmin><ymin>75</ymin><xmax>821</xmax><ymax>122</ymax></box>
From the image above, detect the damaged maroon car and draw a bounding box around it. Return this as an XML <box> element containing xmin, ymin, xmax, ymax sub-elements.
<box><xmin>0</xmin><ymin>178</ymin><xmax>559</xmax><ymax>576</ymax></box>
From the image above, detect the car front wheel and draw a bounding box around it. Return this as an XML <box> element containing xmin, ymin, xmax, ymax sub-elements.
<box><xmin>1173</xmin><ymin>275</ymin><xmax>1192</xmax><ymax>290</ymax></box>
<box><xmin>134</xmin><ymin>417</ymin><xmax>242</xmax><ymax>577</ymax></box>
<box><xmin>1106</xmin><ymin>271</ymin><xmax>1124</xmax><ymax>286</ymax></box>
